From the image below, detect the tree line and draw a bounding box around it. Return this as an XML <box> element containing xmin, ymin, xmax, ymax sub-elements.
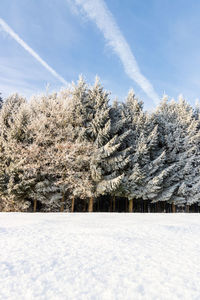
<box><xmin>0</xmin><ymin>77</ymin><xmax>199</xmax><ymax>212</ymax></box>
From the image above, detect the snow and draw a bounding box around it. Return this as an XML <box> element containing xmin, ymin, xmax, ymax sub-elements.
<box><xmin>0</xmin><ymin>213</ymin><xmax>200</xmax><ymax>300</ymax></box>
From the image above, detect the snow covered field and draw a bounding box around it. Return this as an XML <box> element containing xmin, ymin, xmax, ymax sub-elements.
<box><xmin>0</xmin><ymin>213</ymin><xmax>200</xmax><ymax>300</ymax></box>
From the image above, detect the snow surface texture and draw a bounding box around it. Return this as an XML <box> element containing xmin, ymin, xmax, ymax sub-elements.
<box><xmin>0</xmin><ymin>213</ymin><xmax>200</xmax><ymax>300</ymax></box>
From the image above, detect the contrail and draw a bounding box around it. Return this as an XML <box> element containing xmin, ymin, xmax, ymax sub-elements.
<box><xmin>0</xmin><ymin>18</ymin><xmax>69</xmax><ymax>86</ymax></box>
<box><xmin>70</xmin><ymin>0</ymin><xmax>159</xmax><ymax>104</ymax></box>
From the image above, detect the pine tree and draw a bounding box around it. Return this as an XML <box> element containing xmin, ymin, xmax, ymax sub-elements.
<box><xmin>25</xmin><ymin>91</ymin><xmax>79</xmax><ymax>211</ymax></box>
<box><xmin>153</xmin><ymin>95</ymin><xmax>200</xmax><ymax>207</ymax></box>
<box><xmin>65</xmin><ymin>77</ymin><xmax>131</xmax><ymax>211</ymax></box>
<box><xmin>0</xmin><ymin>93</ymin><xmax>3</xmax><ymax>110</ymax></box>
<box><xmin>0</xmin><ymin>94</ymin><xmax>31</xmax><ymax>211</ymax></box>
<box><xmin>121</xmin><ymin>92</ymin><xmax>171</xmax><ymax>209</ymax></box>
<box><xmin>63</xmin><ymin>77</ymin><xmax>97</xmax><ymax>210</ymax></box>
<box><xmin>66</xmin><ymin>76</ymin><xmax>96</xmax><ymax>142</ymax></box>
<box><xmin>89</xmin><ymin>81</ymin><xmax>132</xmax><ymax>207</ymax></box>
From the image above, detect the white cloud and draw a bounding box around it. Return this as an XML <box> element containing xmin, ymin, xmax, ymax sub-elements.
<box><xmin>0</xmin><ymin>18</ymin><xmax>69</xmax><ymax>87</ymax></box>
<box><xmin>70</xmin><ymin>0</ymin><xmax>159</xmax><ymax>104</ymax></box>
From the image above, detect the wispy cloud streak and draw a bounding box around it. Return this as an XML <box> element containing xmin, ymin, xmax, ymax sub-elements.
<box><xmin>71</xmin><ymin>0</ymin><xmax>159</xmax><ymax>104</ymax></box>
<box><xmin>0</xmin><ymin>18</ymin><xmax>69</xmax><ymax>86</ymax></box>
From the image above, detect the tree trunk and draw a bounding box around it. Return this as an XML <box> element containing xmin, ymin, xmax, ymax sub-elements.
<box><xmin>113</xmin><ymin>196</ymin><xmax>116</xmax><ymax>212</ymax></box>
<box><xmin>125</xmin><ymin>198</ymin><xmax>128</xmax><ymax>212</ymax></box>
<box><xmin>163</xmin><ymin>202</ymin><xmax>166</xmax><ymax>213</ymax></box>
<box><xmin>33</xmin><ymin>200</ymin><xmax>37</xmax><ymax>212</ymax></box>
<box><xmin>186</xmin><ymin>205</ymin><xmax>190</xmax><ymax>213</ymax></box>
<box><xmin>172</xmin><ymin>203</ymin><xmax>176</xmax><ymax>213</ymax></box>
<box><xmin>129</xmin><ymin>199</ymin><xmax>133</xmax><ymax>212</ymax></box>
<box><xmin>88</xmin><ymin>197</ymin><xmax>93</xmax><ymax>212</ymax></box>
<box><xmin>83</xmin><ymin>200</ymin><xmax>86</xmax><ymax>212</ymax></box>
<box><xmin>144</xmin><ymin>201</ymin><xmax>146</xmax><ymax>212</ymax></box>
<box><xmin>109</xmin><ymin>197</ymin><xmax>112</xmax><ymax>212</ymax></box>
<box><xmin>60</xmin><ymin>194</ymin><xmax>65</xmax><ymax>212</ymax></box>
<box><xmin>71</xmin><ymin>196</ymin><xmax>75</xmax><ymax>213</ymax></box>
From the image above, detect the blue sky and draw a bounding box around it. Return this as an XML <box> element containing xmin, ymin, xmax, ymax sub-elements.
<box><xmin>0</xmin><ymin>0</ymin><xmax>200</xmax><ymax>109</ymax></box>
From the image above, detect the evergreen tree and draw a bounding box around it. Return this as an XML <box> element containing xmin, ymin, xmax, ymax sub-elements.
<box><xmin>25</xmin><ymin>91</ymin><xmax>81</xmax><ymax>211</ymax></box>
<box><xmin>66</xmin><ymin>76</ymin><xmax>96</xmax><ymax>142</ymax></box>
<box><xmin>153</xmin><ymin>95</ymin><xmax>200</xmax><ymax>207</ymax></box>
<box><xmin>89</xmin><ymin>80</ymin><xmax>132</xmax><ymax>204</ymax></box>
<box><xmin>0</xmin><ymin>94</ymin><xmax>31</xmax><ymax>211</ymax></box>
<box><xmin>121</xmin><ymin>91</ymin><xmax>172</xmax><ymax>210</ymax></box>
<box><xmin>0</xmin><ymin>93</ymin><xmax>3</xmax><ymax>110</ymax></box>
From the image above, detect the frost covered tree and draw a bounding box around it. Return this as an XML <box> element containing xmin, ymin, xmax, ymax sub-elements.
<box><xmin>0</xmin><ymin>141</ymin><xmax>8</xmax><ymax>211</ymax></box>
<box><xmin>63</xmin><ymin>77</ymin><xmax>98</xmax><ymax>210</ymax></box>
<box><xmin>67</xmin><ymin>78</ymin><xmax>132</xmax><ymax>211</ymax></box>
<box><xmin>24</xmin><ymin>90</ymin><xmax>94</xmax><ymax>211</ymax></box>
<box><xmin>66</xmin><ymin>76</ymin><xmax>96</xmax><ymax>142</ymax></box>
<box><xmin>153</xmin><ymin>95</ymin><xmax>200</xmax><ymax>209</ymax></box>
<box><xmin>64</xmin><ymin>77</ymin><xmax>128</xmax><ymax>211</ymax></box>
<box><xmin>194</xmin><ymin>100</ymin><xmax>200</xmax><ymax>132</ymax></box>
<box><xmin>0</xmin><ymin>94</ymin><xmax>31</xmax><ymax>211</ymax></box>
<box><xmin>88</xmin><ymin>80</ymin><xmax>133</xmax><ymax>211</ymax></box>
<box><xmin>0</xmin><ymin>93</ymin><xmax>3</xmax><ymax>110</ymax></box>
<box><xmin>120</xmin><ymin>91</ymin><xmax>172</xmax><ymax>211</ymax></box>
<box><xmin>26</xmin><ymin>92</ymin><xmax>68</xmax><ymax>211</ymax></box>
